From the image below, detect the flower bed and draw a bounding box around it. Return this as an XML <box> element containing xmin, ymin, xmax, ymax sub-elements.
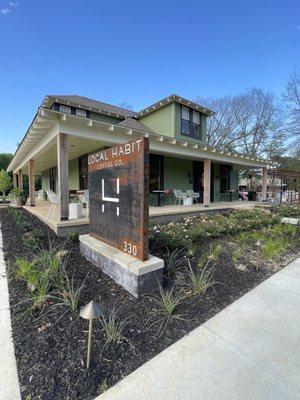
<box><xmin>150</xmin><ymin>208</ymin><xmax>280</xmax><ymax>250</ymax></box>
<box><xmin>0</xmin><ymin>207</ymin><xmax>299</xmax><ymax>400</ymax></box>
<box><xmin>274</xmin><ymin>204</ymin><xmax>300</xmax><ymax>218</ymax></box>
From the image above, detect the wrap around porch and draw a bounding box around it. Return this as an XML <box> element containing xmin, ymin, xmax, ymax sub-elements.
<box><xmin>24</xmin><ymin>199</ymin><xmax>262</xmax><ymax>236</ymax></box>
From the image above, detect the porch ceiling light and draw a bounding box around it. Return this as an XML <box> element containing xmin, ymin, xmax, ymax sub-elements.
<box><xmin>80</xmin><ymin>301</ymin><xmax>103</xmax><ymax>369</ymax></box>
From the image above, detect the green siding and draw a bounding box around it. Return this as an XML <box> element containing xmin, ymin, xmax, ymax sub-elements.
<box><xmin>69</xmin><ymin>158</ymin><xmax>79</xmax><ymax>190</ymax></box>
<box><xmin>164</xmin><ymin>156</ymin><xmax>193</xmax><ymax>190</ymax></box>
<box><xmin>139</xmin><ymin>103</ymin><xmax>175</xmax><ymax>137</ymax></box>
<box><xmin>174</xmin><ymin>102</ymin><xmax>207</xmax><ymax>145</ymax></box>
<box><xmin>90</xmin><ymin>111</ymin><xmax>123</xmax><ymax>125</ymax></box>
<box><xmin>41</xmin><ymin>158</ymin><xmax>79</xmax><ymax>192</ymax></box>
<box><xmin>41</xmin><ymin>170</ymin><xmax>50</xmax><ymax>190</ymax></box>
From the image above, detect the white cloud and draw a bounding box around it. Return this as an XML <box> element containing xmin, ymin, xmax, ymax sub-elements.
<box><xmin>1</xmin><ymin>1</ymin><xmax>20</xmax><ymax>16</ymax></box>
<box><xmin>1</xmin><ymin>8</ymin><xmax>11</xmax><ymax>15</ymax></box>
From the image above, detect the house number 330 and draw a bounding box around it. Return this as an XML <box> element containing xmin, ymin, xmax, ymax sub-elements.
<box><xmin>123</xmin><ymin>241</ymin><xmax>137</xmax><ymax>256</ymax></box>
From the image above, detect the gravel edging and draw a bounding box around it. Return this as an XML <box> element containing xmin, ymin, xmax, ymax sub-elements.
<box><xmin>0</xmin><ymin>223</ymin><xmax>21</xmax><ymax>400</ymax></box>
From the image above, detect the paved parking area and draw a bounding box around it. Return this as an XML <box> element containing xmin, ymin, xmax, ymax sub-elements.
<box><xmin>96</xmin><ymin>258</ymin><xmax>300</xmax><ymax>400</ymax></box>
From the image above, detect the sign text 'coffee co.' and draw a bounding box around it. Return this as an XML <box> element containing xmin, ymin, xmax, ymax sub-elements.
<box><xmin>88</xmin><ymin>138</ymin><xmax>149</xmax><ymax>261</ymax></box>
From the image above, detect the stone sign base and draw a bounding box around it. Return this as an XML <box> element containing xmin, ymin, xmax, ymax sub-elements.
<box><xmin>79</xmin><ymin>234</ymin><xmax>164</xmax><ymax>298</ymax></box>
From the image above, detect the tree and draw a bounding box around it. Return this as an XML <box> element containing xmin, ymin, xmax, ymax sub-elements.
<box><xmin>196</xmin><ymin>88</ymin><xmax>285</xmax><ymax>158</ymax></box>
<box><xmin>0</xmin><ymin>170</ymin><xmax>12</xmax><ymax>199</ymax></box>
<box><xmin>283</xmin><ymin>68</ymin><xmax>300</xmax><ymax>150</ymax></box>
<box><xmin>0</xmin><ymin>153</ymin><xmax>13</xmax><ymax>171</ymax></box>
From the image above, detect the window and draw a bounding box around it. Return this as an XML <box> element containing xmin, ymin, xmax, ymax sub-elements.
<box><xmin>220</xmin><ymin>165</ymin><xmax>231</xmax><ymax>193</ymax></box>
<box><xmin>181</xmin><ymin>106</ymin><xmax>201</xmax><ymax>138</ymax></box>
<box><xmin>149</xmin><ymin>154</ymin><xmax>164</xmax><ymax>191</ymax></box>
<box><xmin>76</xmin><ymin>108</ymin><xmax>87</xmax><ymax>118</ymax></box>
<box><xmin>181</xmin><ymin>106</ymin><xmax>190</xmax><ymax>135</ymax></box>
<box><xmin>59</xmin><ymin>104</ymin><xmax>71</xmax><ymax>114</ymax></box>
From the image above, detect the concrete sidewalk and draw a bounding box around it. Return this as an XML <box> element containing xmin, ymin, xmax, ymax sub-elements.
<box><xmin>96</xmin><ymin>258</ymin><xmax>300</xmax><ymax>400</ymax></box>
<box><xmin>0</xmin><ymin>224</ymin><xmax>21</xmax><ymax>400</ymax></box>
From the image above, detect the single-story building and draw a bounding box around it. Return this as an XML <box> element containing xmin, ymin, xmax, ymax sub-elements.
<box><xmin>7</xmin><ymin>93</ymin><xmax>268</xmax><ymax>233</ymax></box>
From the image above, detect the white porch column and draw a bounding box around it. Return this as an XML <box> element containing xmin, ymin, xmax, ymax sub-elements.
<box><xmin>13</xmin><ymin>173</ymin><xmax>17</xmax><ymax>189</ymax></box>
<box><xmin>262</xmin><ymin>167</ymin><xmax>267</xmax><ymax>202</ymax></box>
<box><xmin>18</xmin><ymin>169</ymin><xmax>23</xmax><ymax>190</ymax></box>
<box><xmin>57</xmin><ymin>133</ymin><xmax>69</xmax><ymax>220</ymax></box>
<box><xmin>203</xmin><ymin>158</ymin><xmax>211</xmax><ymax>207</ymax></box>
<box><xmin>28</xmin><ymin>160</ymin><xmax>35</xmax><ymax>206</ymax></box>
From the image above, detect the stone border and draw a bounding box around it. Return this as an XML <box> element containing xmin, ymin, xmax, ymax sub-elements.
<box><xmin>0</xmin><ymin>223</ymin><xmax>21</xmax><ymax>400</ymax></box>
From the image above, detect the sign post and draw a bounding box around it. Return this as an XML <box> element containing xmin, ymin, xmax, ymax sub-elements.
<box><xmin>79</xmin><ymin>138</ymin><xmax>164</xmax><ymax>298</ymax></box>
<box><xmin>88</xmin><ymin>138</ymin><xmax>149</xmax><ymax>261</ymax></box>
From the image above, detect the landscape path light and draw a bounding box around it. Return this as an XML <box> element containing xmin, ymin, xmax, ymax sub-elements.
<box><xmin>80</xmin><ymin>300</ymin><xmax>103</xmax><ymax>369</ymax></box>
<box><xmin>255</xmin><ymin>239</ymin><xmax>264</xmax><ymax>268</ymax></box>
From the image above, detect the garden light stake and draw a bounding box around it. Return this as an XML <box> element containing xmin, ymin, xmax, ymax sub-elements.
<box><xmin>79</xmin><ymin>300</ymin><xmax>103</xmax><ymax>369</ymax></box>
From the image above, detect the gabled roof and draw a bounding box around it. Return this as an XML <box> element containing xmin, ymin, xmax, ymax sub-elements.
<box><xmin>118</xmin><ymin>118</ymin><xmax>155</xmax><ymax>134</ymax></box>
<box><xmin>43</xmin><ymin>95</ymin><xmax>137</xmax><ymax>119</ymax></box>
<box><xmin>135</xmin><ymin>94</ymin><xmax>215</xmax><ymax>118</ymax></box>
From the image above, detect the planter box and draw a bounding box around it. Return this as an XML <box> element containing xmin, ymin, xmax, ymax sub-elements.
<box><xmin>69</xmin><ymin>203</ymin><xmax>83</xmax><ymax>219</ymax></box>
<box><xmin>183</xmin><ymin>197</ymin><xmax>193</xmax><ymax>206</ymax></box>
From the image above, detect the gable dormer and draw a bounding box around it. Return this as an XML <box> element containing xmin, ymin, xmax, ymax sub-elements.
<box><xmin>137</xmin><ymin>94</ymin><xmax>214</xmax><ymax>145</ymax></box>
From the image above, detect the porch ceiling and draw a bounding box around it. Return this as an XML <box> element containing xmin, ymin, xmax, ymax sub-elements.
<box><xmin>8</xmin><ymin>106</ymin><xmax>269</xmax><ymax>174</ymax></box>
<box><xmin>22</xmin><ymin>136</ymin><xmax>109</xmax><ymax>175</ymax></box>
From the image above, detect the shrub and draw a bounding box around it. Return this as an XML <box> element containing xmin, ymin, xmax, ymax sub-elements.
<box><xmin>22</xmin><ymin>229</ymin><xmax>43</xmax><ymax>250</ymax></box>
<box><xmin>275</xmin><ymin>205</ymin><xmax>300</xmax><ymax>218</ymax></box>
<box><xmin>67</xmin><ymin>231</ymin><xmax>79</xmax><ymax>242</ymax></box>
<box><xmin>100</xmin><ymin>306</ymin><xmax>130</xmax><ymax>345</ymax></box>
<box><xmin>184</xmin><ymin>260</ymin><xmax>215</xmax><ymax>296</ymax></box>
<box><xmin>164</xmin><ymin>248</ymin><xmax>184</xmax><ymax>274</ymax></box>
<box><xmin>149</xmin><ymin>209</ymin><xmax>280</xmax><ymax>251</ymax></box>
<box><xmin>198</xmin><ymin>244</ymin><xmax>222</xmax><ymax>268</ymax></box>
<box><xmin>149</xmin><ymin>285</ymin><xmax>184</xmax><ymax>321</ymax></box>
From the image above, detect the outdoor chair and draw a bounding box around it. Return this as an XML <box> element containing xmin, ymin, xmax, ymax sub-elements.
<box><xmin>78</xmin><ymin>190</ymin><xmax>89</xmax><ymax>219</ymax></box>
<box><xmin>36</xmin><ymin>189</ymin><xmax>44</xmax><ymax>200</ymax></box>
<box><xmin>186</xmin><ymin>190</ymin><xmax>200</xmax><ymax>204</ymax></box>
<box><xmin>45</xmin><ymin>189</ymin><xmax>59</xmax><ymax>219</ymax></box>
<box><xmin>173</xmin><ymin>190</ymin><xmax>187</xmax><ymax>205</ymax></box>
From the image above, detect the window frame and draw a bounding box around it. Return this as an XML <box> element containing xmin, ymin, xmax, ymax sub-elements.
<box><xmin>75</xmin><ymin>108</ymin><xmax>87</xmax><ymax>118</ymax></box>
<box><xmin>181</xmin><ymin>105</ymin><xmax>201</xmax><ymax>139</ymax></box>
<box><xmin>59</xmin><ymin>104</ymin><xmax>71</xmax><ymax>114</ymax></box>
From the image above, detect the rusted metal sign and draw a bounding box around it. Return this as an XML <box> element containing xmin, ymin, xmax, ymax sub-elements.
<box><xmin>88</xmin><ymin>138</ymin><xmax>149</xmax><ymax>261</ymax></box>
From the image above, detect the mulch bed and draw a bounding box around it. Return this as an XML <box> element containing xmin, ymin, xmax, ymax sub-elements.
<box><xmin>0</xmin><ymin>208</ymin><xmax>299</xmax><ymax>400</ymax></box>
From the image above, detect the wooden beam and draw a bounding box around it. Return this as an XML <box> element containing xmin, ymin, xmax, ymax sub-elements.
<box><xmin>18</xmin><ymin>169</ymin><xmax>23</xmax><ymax>190</ymax></box>
<box><xmin>28</xmin><ymin>160</ymin><xmax>35</xmax><ymax>206</ymax></box>
<box><xmin>13</xmin><ymin>173</ymin><xmax>17</xmax><ymax>189</ymax></box>
<box><xmin>57</xmin><ymin>133</ymin><xmax>69</xmax><ymax>220</ymax></box>
<box><xmin>262</xmin><ymin>167</ymin><xmax>268</xmax><ymax>202</ymax></box>
<box><xmin>203</xmin><ymin>158</ymin><xmax>211</xmax><ymax>207</ymax></box>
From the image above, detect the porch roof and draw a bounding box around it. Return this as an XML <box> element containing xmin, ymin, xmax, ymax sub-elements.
<box><xmin>7</xmin><ymin>106</ymin><xmax>269</xmax><ymax>174</ymax></box>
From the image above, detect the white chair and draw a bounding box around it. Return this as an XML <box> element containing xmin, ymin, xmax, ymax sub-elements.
<box><xmin>187</xmin><ymin>190</ymin><xmax>200</xmax><ymax>204</ymax></box>
<box><xmin>36</xmin><ymin>189</ymin><xmax>44</xmax><ymax>200</ymax></box>
<box><xmin>173</xmin><ymin>190</ymin><xmax>187</xmax><ymax>205</ymax></box>
<box><xmin>45</xmin><ymin>189</ymin><xmax>59</xmax><ymax>219</ymax></box>
<box><xmin>78</xmin><ymin>190</ymin><xmax>89</xmax><ymax>219</ymax></box>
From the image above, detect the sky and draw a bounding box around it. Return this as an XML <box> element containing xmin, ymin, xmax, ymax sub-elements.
<box><xmin>0</xmin><ymin>0</ymin><xmax>299</xmax><ymax>154</ymax></box>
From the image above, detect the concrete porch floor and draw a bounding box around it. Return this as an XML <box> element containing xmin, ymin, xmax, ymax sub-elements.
<box><xmin>24</xmin><ymin>200</ymin><xmax>262</xmax><ymax>236</ymax></box>
<box><xmin>24</xmin><ymin>200</ymin><xmax>89</xmax><ymax>236</ymax></box>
